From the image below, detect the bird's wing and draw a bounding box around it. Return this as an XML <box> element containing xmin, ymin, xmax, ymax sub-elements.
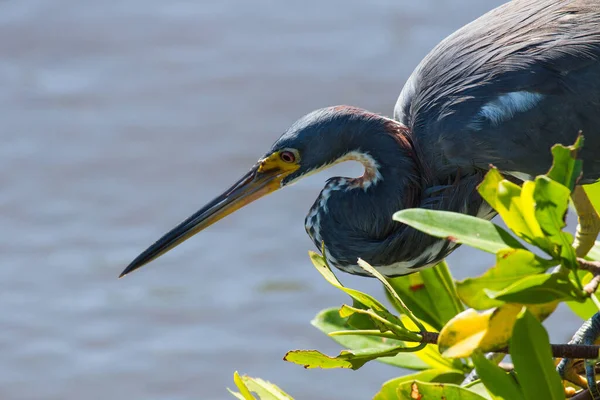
<box><xmin>395</xmin><ymin>0</ymin><xmax>600</xmax><ymax>181</ymax></box>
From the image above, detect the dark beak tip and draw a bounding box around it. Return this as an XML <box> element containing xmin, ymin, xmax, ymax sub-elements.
<box><xmin>118</xmin><ymin>262</ymin><xmax>140</xmax><ymax>279</ymax></box>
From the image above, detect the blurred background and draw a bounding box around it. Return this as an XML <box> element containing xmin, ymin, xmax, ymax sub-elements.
<box><xmin>0</xmin><ymin>0</ymin><xmax>584</xmax><ymax>399</ymax></box>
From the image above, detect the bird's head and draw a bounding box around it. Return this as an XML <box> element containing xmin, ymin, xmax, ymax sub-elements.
<box><xmin>120</xmin><ymin>106</ymin><xmax>408</xmax><ymax>277</ymax></box>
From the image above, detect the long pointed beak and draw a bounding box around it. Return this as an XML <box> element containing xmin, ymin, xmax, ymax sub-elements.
<box><xmin>120</xmin><ymin>160</ymin><xmax>295</xmax><ymax>278</ymax></box>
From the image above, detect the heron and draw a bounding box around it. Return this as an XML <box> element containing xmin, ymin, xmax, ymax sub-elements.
<box><xmin>120</xmin><ymin>0</ymin><xmax>600</xmax><ymax>278</ymax></box>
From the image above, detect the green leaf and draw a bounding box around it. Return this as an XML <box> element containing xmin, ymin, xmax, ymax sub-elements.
<box><xmin>387</xmin><ymin>267</ymin><xmax>453</xmax><ymax>331</ymax></box>
<box><xmin>488</xmin><ymin>273</ymin><xmax>583</xmax><ymax>304</ymax></box>
<box><xmin>311</xmin><ymin>308</ymin><xmax>430</xmax><ymax>370</ymax></box>
<box><xmin>310</xmin><ymin>251</ymin><xmax>418</xmax><ymax>338</ymax></box>
<box><xmin>386</xmin><ymin>262</ymin><xmax>464</xmax><ymax>334</ymax></box>
<box><xmin>509</xmin><ymin>309</ymin><xmax>564</xmax><ymax>400</ymax></box>
<box><xmin>546</xmin><ymin>136</ymin><xmax>583</xmax><ymax>191</ymax></box>
<box><xmin>398</xmin><ymin>314</ymin><xmax>464</xmax><ymax>372</ymax></box>
<box><xmin>463</xmin><ymin>380</ymin><xmax>494</xmax><ymax>400</ymax></box>
<box><xmin>283</xmin><ymin>345</ymin><xmax>415</xmax><ymax>370</ymax></box>
<box><xmin>394</xmin><ymin>380</ymin><xmax>488</xmax><ymax>400</ymax></box>
<box><xmin>337</xmin><ymin>304</ymin><xmax>421</xmax><ymax>342</ymax></box>
<box><xmin>567</xmin><ymin>271</ymin><xmax>600</xmax><ymax>320</ymax></box>
<box><xmin>419</xmin><ymin>261</ymin><xmax>464</xmax><ymax>323</ymax></box>
<box><xmin>316</xmin><ymin>308</ymin><xmax>460</xmax><ymax>371</ymax></box>
<box><xmin>374</xmin><ymin>369</ymin><xmax>465</xmax><ymax>400</ymax></box>
<box><xmin>387</xmin><ymin>272</ymin><xmax>441</xmax><ymax>330</ymax></box>
<box><xmin>345</xmin><ymin>298</ymin><xmax>382</xmax><ymax>330</ymax></box>
<box><xmin>457</xmin><ymin>249</ymin><xmax>555</xmax><ymax>310</ymax></box>
<box><xmin>533</xmin><ymin>175</ymin><xmax>577</xmax><ymax>267</ymax></box>
<box><xmin>533</xmin><ymin>176</ymin><xmax>570</xmax><ymax>238</ymax></box>
<box><xmin>472</xmin><ymin>352</ymin><xmax>524</xmax><ymax>400</ymax></box>
<box><xmin>309</xmin><ymin>251</ymin><xmax>387</xmax><ymax>312</ymax></box>
<box><xmin>393</xmin><ymin>209</ymin><xmax>525</xmax><ymax>254</ymax></box>
<box><xmin>356</xmin><ymin>259</ymin><xmax>426</xmax><ymax>335</ymax></box>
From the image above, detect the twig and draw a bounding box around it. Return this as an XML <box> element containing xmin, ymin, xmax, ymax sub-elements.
<box><xmin>578</xmin><ymin>259</ymin><xmax>600</xmax><ymax>275</ymax></box>
<box><xmin>576</xmin><ymin>258</ymin><xmax>600</xmax><ymax>301</ymax></box>
<box><xmin>585</xmin><ymin>275</ymin><xmax>600</xmax><ymax>296</ymax></box>
<box><xmin>419</xmin><ymin>331</ymin><xmax>600</xmax><ymax>359</ymax></box>
<box><xmin>572</xmin><ymin>387</ymin><xmax>595</xmax><ymax>400</ymax></box>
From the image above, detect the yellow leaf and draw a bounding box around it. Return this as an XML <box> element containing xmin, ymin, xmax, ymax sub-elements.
<box><xmin>478</xmin><ymin>168</ymin><xmax>503</xmax><ymax>210</ymax></box>
<box><xmin>519</xmin><ymin>181</ymin><xmax>546</xmax><ymax>239</ymax></box>
<box><xmin>495</xmin><ymin>180</ymin><xmax>540</xmax><ymax>240</ymax></box>
<box><xmin>232</xmin><ymin>371</ymin><xmax>257</xmax><ymax>400</ymax></box>
<box><xmin>438</xmin><ymin>302</ymin><xmax>558</xmax><ymax>358</ymax></box>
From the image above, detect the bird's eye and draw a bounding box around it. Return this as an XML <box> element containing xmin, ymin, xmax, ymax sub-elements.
<box><xmin>280</xmin><ymin>151</ymin><xmax>296</xmax><ymax>163</ymax></box>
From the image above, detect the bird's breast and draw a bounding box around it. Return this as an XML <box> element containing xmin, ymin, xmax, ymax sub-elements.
<box><xmin>326</xmin><ymin>237</ymin><xmax>458</xmax><ymax>277</ymax></box>
<box><xmin>304</xmin><ymin>179</ymin><xmax>343</xmax><ymax>246</ymax></box>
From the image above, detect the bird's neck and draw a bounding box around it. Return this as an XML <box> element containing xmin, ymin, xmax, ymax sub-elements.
<box><xmin>305</xmin><ymin>120</ymin><xmax>430</xmax><ymax>268</ymax></box>
<box><xmin>308</xmin><ymin>118</ymin><xmax>492</xmax><ymax>276</ymax></box>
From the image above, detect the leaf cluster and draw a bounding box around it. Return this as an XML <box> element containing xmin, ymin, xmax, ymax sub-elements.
<box><xmin>230</xmin><ymin>138</ymin><xmax>600</xmax><ymax>399</ymax></box>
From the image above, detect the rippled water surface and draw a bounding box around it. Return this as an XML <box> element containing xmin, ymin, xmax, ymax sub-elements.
<box><xmin>0</xmin><ymin>1</ymin><xmax>583</xmax><ymax>399</ymax></box>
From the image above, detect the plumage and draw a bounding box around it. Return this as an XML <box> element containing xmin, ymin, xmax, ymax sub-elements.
<box><xmin>121</xmin><ymin>0</ymin><xmax>600</xmax><ymax>279</ymax></box>
<box><xmin>395</xmin><ymin>0</ymin><xmax>600</xmax><ymax>182</ymax></box>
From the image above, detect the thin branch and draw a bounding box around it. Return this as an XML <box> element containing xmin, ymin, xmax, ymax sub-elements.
<box><xmin>328</xmin><ymin>330</ymin><xmax>399</xmax><ymax>339</ymax></box>
<box><xmin>584</xmin><ymin>275</ymin><xmax>600</xmax><ymax>296</ymax></box>
<box><xmin>578</xmin><ymin>259</ymin><xmax>600</xmax><ymax>274</ymax></box>
<box><xmin>419</xmin><ymin>331</ymin><xmax>600</xmax><ymax>359</ymax></box>
<box><xmin>576</xmin><ymin>258</ymin><xmax>600</xmax><ymax>298</ymax></box>
<box><xmin>572</xmin><ymin>387</ymin><xmax>596</xmax><ymax>400</ymax></box>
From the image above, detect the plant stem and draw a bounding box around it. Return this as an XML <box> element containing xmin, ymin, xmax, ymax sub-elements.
<box><xmin>419</xmin><ymin>331</ymin><xmax>600</xmax><ymax>359</ymax></box>
<box><xmin>328</xmin><ymin>330</ymin><xmax>399</xmax><ymax>340</ymax></box>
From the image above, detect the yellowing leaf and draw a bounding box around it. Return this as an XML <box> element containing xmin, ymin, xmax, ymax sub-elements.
<box><xmin>478</xmin><ymin>169</ymin><xmax>557</xmax><ymax>254</ymax></box>
<box><xmin>478</xmin><ymin>168</ymin><xmax>504</xmax><ymax>210</ymax></box>
<box><xmin>438</xmin><ymin>302</ymin><xmax>558</xmax><ymax>358</ymax></box>
<box><xmin>583</xmin><ymin>181</ymin><xmax>600</xmax><ymax>218</ymax></box>
<box><xmin>230</xmin><ymin>371</ymin><xmax>257</xmax><ymax>400</ymax></box>
<box><xmin>228</xmin><ymin>372</ymin><xmax>293</xmax><ymax>400</ymax></box>
<box><xmin>283</xmin><ymin>345</ymin><xmax>414</xmax><ymax>370</ymax></box>
<box><xmin>495</xmin><ymin>180</ymin><xmax>544</xmax><ymax>246</ymax></box>
<box><xmin>394</xmin><ymin>380</ymin><xmax>487</xmax><ymax>400</ymax></box>
<box><xmin>374</xmin><ymin>369</ymin><xmax>465</xmax><ymax>400</ymax></box>
<box><xmin>519</xmin><ymin>181</ymin><xmax>546</xmax><ymax>239</ymax></box>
